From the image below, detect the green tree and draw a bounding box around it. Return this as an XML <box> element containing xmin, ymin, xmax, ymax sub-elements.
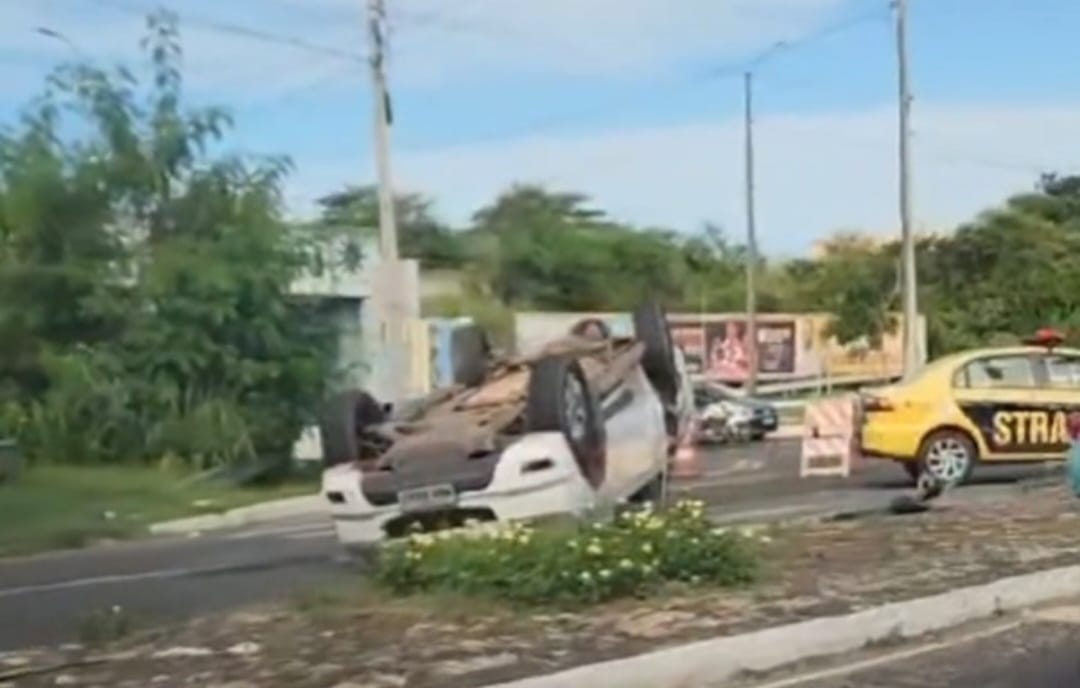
<box><xmin>0</xmin><ymin>11</ymin><xmax>340</xmax><ymax>470</ymax></box>
<box><xmin>315</xmin><ymin>185</ymin><xmax>465</xmax><ymax>269</ymax></box>
<box><xmin>919</xmin><ymin>177</ymin><xmax>1080</xmax><ymax>354</ymax></box>
<box><xmin>781</xmin><ymin>232</ymin><xmax>899</xmax><ymax>347</ymax></box>
<box><xmin>468</xmin><ymin>185</ymin><xmax>699</xmax><ymax>310</ymax></box>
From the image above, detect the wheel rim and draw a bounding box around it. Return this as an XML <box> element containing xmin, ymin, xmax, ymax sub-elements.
<box><xmin>563</xmin><ymin>375</ymin><xmax>589</xmax><ymax>443</ymax></box>
<box><xmin>925</xmin><ymin>437</ymin><xmax>970</xmax><ymax>483</ymax></box>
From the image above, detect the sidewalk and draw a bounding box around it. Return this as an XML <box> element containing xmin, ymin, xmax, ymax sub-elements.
<box><xmin>148</xmin><ymin>494</ymin><xmax>326</xmax><ymax>535</ymax></box>
<box><xmin>9</xmin><ymin>484</ymin><xmax>1080</xmax><ymax>688</ymax></box>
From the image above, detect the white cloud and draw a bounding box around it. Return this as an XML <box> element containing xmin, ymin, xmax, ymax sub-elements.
<box><xmin>289</xmin><ymin>102</ymin><xmax>1080</xmax><ymax>256</ymax></box>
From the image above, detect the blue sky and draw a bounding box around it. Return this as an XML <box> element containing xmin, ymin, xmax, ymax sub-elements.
<box><xmin>4</xmin><ymin>0</ymin><xmax>1080</xmax><ymax>255</ymax></box>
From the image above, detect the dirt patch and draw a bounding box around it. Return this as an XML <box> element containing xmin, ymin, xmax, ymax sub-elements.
<box><xmin>6</xmin><ymin>486</ymin><xmax>1080</xmax><ymax>688</ymax></box>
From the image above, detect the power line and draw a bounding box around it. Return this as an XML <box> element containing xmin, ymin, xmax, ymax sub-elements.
<box><xmin>76</xmin><ymin>0</ymin><xmax>366</xmax><ymax>64</ymax></box>
<box><xmin>729</xmin><ymin>5</ymin><xmax>892</xmax><ymax>75</ymax></box>
<box><xmin>498</xmin><ymin>5</ymin><xmax>891</xmax><ymax>139</ymax></box>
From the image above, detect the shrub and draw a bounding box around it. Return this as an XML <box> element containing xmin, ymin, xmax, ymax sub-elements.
<box><xmin>374</xmin><ymin>500</ymin><xmax>759</xmax><ymax>605</ymax></box>
<box><xmin>0</xmin><ymin>13</ymin><xmax>342</xmax><ymax>471</ymax></box>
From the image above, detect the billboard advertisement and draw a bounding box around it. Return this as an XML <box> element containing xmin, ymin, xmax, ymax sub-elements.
<box><xmin>515</xmin><ymin>311</ymin><xmax>923</xmax><ymax>385</ymax></box>
<box><xmin>670</xmin><ymin>318</ymin><xmax>796</xmax><ymax>380</ymax></box>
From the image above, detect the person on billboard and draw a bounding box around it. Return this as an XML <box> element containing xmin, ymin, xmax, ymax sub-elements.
<box><xmin>709</xmin><ymin>321</ymin><xmax>749</xmax><ymax>379</ymax></box>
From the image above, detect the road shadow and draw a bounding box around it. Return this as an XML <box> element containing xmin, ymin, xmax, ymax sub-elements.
<box><xmin>856</xmin><ymin>463</ymin><xmax>1060</xmax><ymax>491</ymax></box>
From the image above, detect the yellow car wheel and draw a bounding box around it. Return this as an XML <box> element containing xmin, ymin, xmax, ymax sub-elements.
<box><xmin>917</xmin><ymin>429</ymin><xmax>977</xmax><ymax>487</ymax></box>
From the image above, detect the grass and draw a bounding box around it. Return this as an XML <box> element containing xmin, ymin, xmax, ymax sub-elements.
<box><xmin>0</xmin><ymin>464</ymin><xmax>316</xmax><ymax>558</ymax></box>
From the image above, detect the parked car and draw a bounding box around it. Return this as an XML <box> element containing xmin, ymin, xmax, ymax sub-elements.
<box><xmin>319</xmin><ymin>302</ymin><xmax>684</xmax><ymax>550</ymax></box>
<box><xmin>692</xmin><ymin>381</ymin><xmax>779</xmax><ymax>442</ymax></box>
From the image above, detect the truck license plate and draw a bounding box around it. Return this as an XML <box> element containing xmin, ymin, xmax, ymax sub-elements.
<box><xmin>398</xmin><ymin>484</ymin><xmax>457</xmax><ymax>512</ymax></box>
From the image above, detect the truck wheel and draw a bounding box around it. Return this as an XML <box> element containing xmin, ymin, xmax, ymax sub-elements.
<box><xmin>633</xmin><ymin>301</ymin><xmax>678</xmax><ymax>405</ymax></box>
<box><xmin>319</xmin><ymin>390</ymin><xmax>385</xmax><ymax>468</ymax></box>
<box><xmin>917</xmin><ymin>429</ymin><xmax>977</xmax><ymax>487</ymax></box>
<box><xmin>527</xmin><ymin>356</ymin><xmax>606</xmax><ymax>488</ymax></box>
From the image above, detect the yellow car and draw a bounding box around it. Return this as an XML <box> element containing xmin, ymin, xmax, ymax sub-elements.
<box><xmin>859</xmin><ymin>340</ymin><xmax>1080</xmax><ymax>485</ymax></box>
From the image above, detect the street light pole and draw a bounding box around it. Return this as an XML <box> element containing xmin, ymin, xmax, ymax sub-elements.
<box><xmin>895</xmin><ymin>0</ymin><xmax>920</xmax><ymax>376</ymax></box>
<box><xmin>743</xmin><ymin>70</ymin><xmax>759</xmax><ymax>395</ymax></box>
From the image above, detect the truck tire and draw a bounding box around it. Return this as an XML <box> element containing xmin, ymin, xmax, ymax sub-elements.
<box><xmin>319</xmin><ymin>389</ymin><xmax>385</xmax><ymax>468</ymax></box>
<box><xmin>633</xmin><ymin>301</ymin><xmax>679</xmax><ymax>405</ymax></box>
<box><xmin>527</xmin><ymin>356</ymin><xmax>606</xmax><ymax>488</ymax></box>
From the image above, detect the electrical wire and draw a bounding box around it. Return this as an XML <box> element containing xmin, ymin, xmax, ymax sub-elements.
<box><xmin>69</xmin><ymin>0</ymin><xmax>1076</xmax><ymax>178</ymax></box>
<box><xmin>495</xmin><ymin>4</ymin><xmax>893</xmax><ymax>140</ymax></box>
<box><xmin>76</xmin><ymin>0</ymin><xmax>367</xmax><ymax>64</ymax></box>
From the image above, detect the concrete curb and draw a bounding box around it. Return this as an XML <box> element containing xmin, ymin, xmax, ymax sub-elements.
<box><xmin>483</xmin><ymin>563</ymin><xmax>1080</xmax><ymax>688</ymax></box>
<box><xmin>148</xmin><ymin>494</ymin><xmax>325</xmax><ymax>535</ymax></box>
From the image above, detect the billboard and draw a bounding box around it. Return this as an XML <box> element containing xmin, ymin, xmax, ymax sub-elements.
<box><xmin>671</xmin><ymin>318</ymin><xmax>796</xmax><ymax>380</ymax></box>
<box><xmin>515</xmin><ymin>311</ymin><xmax>924</xmax><ymax>384</ymax></box>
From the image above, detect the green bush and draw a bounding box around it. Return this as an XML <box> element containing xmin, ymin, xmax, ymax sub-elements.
<box><xmin>0</xmin><ymin>12</ymin><xmax>341</xmax><ymax>471</ymax></box>
<box><xmin>374</xmin><ymin>500</ymin><xmax>759</xmax><ymax>605</ymax></box>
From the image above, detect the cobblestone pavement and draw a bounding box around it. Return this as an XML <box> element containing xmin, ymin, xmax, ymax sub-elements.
<box><xmin>767</xmin><ymin>608</ymin><xmax>1080</xmax><ymax>687</ymax></box>
<box><xmin>3</xmin><ymin>485</ymin><xmax>1080</xmax><ymax>688</ymax></box>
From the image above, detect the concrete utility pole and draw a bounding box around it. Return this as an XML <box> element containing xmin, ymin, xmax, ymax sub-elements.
<box><xmin>367</xmin><ymin>0</ymin><xmax>399</xmax><ymax>262</ymax></box>
<box><xmin>743</xmin><ymin>70</ymin><xmax>760</xmax><ymax>394</ymax></box>
<box><xmin>366</xmin><ymin>0</ymin><xmax>410</xmax><ymax>402</ymax></box>
<box><xmin>895</xmin><ymin>0</ymin><xmax>920</xmax><ymax>376</ymax></box>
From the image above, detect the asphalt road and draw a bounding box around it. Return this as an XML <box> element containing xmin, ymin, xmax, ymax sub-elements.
<box><xmin>750</xmin><ymin>603</ymin><xmax>1080</xmax><ymax>687</ymax></box>
<box><xmin>0</xmin><ymin>515</ymin><xmax>350</xmax><ymax>649</ymax></box>
<box><xmin>0</xmin><ymin>440</ymin><xmax>1056</xmax><ymax>651</ymax></box>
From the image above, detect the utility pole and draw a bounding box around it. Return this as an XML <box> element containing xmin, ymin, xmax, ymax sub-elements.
<box><xmin>367</xmin><ymin>0</ymin><xmax>399</xmax><ymax>262</ymax></box>
<box><xmin>743</xmin><ymin>70</ymin><xmax>759</xmax><ymax>394</ymax></box>
<box><xmin>366</xmin><ymin>0</ymin><xmax>409</xmax><ymax>401</ymax></box>
<box><xmin>895</xmin><ymin>0</ymin><xmax>920</xmax><ymax>376</ymax></box>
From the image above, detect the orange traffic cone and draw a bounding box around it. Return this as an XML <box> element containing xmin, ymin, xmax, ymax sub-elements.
<box><xmin>670</xmin><ymin>420</ymin><xmax>703</xmax><ymax>479</ymax></box>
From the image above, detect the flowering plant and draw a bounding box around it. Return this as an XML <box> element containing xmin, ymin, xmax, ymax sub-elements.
<box><xmin>374</xmin><ymin>500</ymin><xmax>760</xmax><ymax>605</ymax></box>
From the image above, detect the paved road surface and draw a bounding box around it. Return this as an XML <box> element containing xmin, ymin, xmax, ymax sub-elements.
<box><xmin>0</xmin><ymin>515</ymin><xmax>349</xmax><ymax>649</ymax></box>
<box><xmin>749</xmin><ymin>603</ymin><xmax>1080</xmax><ymax>687</ymax></box>
<box><xmin>0</xmin><ymin>440</ymin><xmax>1054</xmax><ymax>651</ymax></box>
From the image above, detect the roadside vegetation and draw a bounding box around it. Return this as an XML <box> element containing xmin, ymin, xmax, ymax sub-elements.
<box><xmin>374</xmin><ymin>500</ymin><xmax>760</xmax><ymax>605</ymax></box>
<box><xmin>0</xmin><ymin>11</ymin><xmax>347</xmax><ymax>475</ymax></box>
<box><xmin>0</xmin><ymin>465</ymin><xmax>315</xmax><ymax>557</ymax></box>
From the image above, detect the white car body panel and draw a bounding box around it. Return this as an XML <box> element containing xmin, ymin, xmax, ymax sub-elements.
<box><xmin>322</xmin><ymin>364</ymin><xmax>669</xmax><ymax>548</ymax></box>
